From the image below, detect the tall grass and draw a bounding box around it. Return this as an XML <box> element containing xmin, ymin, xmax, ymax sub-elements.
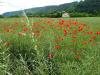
<box><xmin>0</xmin><ymin>17</ymin><xmax>100</xmax><ymax>75</ymax></box>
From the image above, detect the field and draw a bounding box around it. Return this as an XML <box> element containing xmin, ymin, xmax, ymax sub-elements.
<box><xmin>0</xmin><ymin>17</ymin><xmax>100</xmax><ymax>75</ymax></box>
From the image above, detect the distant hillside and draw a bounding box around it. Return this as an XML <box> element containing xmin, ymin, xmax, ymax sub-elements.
<box><xmin>3</xmin><ymin>2</ymin><xmax>78</xmax><ymax>17</ymax></box>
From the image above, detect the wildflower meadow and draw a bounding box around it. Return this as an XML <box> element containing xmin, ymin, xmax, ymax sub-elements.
<box><xmin>0</xmin><ymin>17</ymin><xmax>100</xmax><ymax>75</ymax></box>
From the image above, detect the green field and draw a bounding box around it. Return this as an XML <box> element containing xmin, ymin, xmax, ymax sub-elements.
<box><xmin>0</xmin><ymin>17</ymin><xmax>100</xmax><ymax>75</ymax></box>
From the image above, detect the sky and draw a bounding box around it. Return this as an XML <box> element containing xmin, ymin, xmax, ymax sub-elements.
<box><xmin>0</xmin><ymin>0</ymin><xmax>79</xmax><ymax>14</ymax></box>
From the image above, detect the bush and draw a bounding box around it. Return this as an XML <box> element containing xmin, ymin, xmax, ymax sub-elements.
<box><xmin>70</xmin><ymin>12</ymin><xmax>95</xmax><ymax>17</ymax></box>
<box><xmin>47</xmin><ymin>13</ymin><xmax>62</xmax><ymax>18</ymax></box>
<box><xmin>0</xmin><ymin>15</ymin><xmax>4</xmax><ymax>18</ymax></box>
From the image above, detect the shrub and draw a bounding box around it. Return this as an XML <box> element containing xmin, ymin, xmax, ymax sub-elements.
<box><xmin>70</xmin><ymin>12</ymin><xmax>94</xmax><ymax>17</ymax></box>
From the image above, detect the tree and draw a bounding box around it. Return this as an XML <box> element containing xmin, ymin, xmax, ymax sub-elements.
<box><xmin>0</xmin><ymin>15</ymin><xmax>4</xmax><ymax>18</ymax></box>
<box><xmin>77</xmin><ymin>0</ymin><xmax>100</xmax><ymax>15</ymax></box>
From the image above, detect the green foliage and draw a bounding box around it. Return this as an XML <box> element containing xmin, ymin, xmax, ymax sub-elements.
<box><xmin>2</xmin><ymin>2</ymin><xmax>78</xmax><ymax>17</ymax></box>
<box><xmin>70</xmin><ymin>12</ymin><xmax>94</xmax><ymax>17</ymax></box>
<box><xmin>2</xmin><ymin>0</ymin><xmax>100</xmax><ymax>17</ymax></box>
<box><xmin>46</xmin><ymin>11</ymin><xmax>62</xmax><ymax>18</ymax></box>
<box><xmin>0</xmin><ymin>15</ymin><xmax>4</xmax><ymax>18</ymax></box>
<box><xmin>0</xmin><ymin>17</ymin><xmax>100</xmax><ymax>75</ymax></box>
<box><xmin>76</xmin><ymin>0</ymin><xmax>100</xmax><ymax>15</ymax></box>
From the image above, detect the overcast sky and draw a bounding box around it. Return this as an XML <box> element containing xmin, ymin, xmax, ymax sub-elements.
<box><xmin>0</xmin><ymin>0</ymin><xmax>79</xmax><ymax>14</ymax></box>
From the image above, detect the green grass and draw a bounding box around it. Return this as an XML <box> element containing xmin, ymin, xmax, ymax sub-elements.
<box><xmin>0</xmin><ymin>17</ymin><xmax>100</xmax><ymax>75</ymax></box>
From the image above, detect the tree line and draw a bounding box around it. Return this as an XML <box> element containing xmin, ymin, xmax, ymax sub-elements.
<box><xmin>0</xmin><ymin>0</ymin><xmax>100</xmax><ymax>18</ymax></box>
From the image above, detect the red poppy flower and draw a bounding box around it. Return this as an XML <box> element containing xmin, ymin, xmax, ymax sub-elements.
<box><xmin>63</xmin><ymin>29</ymin><xmax>67</xmax><ymax>36</ymax></box>
<box><xmin>73</xmin><ymin>21</ymin><xmax>78</xmax><ymax>26</ymax></box>
<box><xmin>91</xmin><ymin>36</ymin><xmax>96</xmax><ymax>40</ymax></box>
<box><xmin>15</xmin><ymin>22</ymin><xmax>19</xmax><ymax>26</ymax></box>
<box><xmin>89</xmin><ymin>39</ymin><xmax>93</xmax><ymax>42</ymax></box>
<box><xmin>34</xmin><ymin>30</ymin><xmax>41</xmax><ymax>37</ymax></box>
<box><xmin>72</xmin><ymin>30</ymin><xmax>77</xmax><ymax>34</ymax></box>
<box><xmin>23</xmin><ymin>27</ymin><xmax>28</xmax><ymax>32</ymax></box>
<box><xmin>4</xmin><ymin>28</ymin><xmax>10</xmax><ymax>32</ymax></box>
<box><xmin>75</xmin><ymin>55</ymin><xmax>80</xmax><ymax>60</ymax></box>
<box><xmin>48</xmin><ymin>53</ymin><xmax>53</xmax><ymax>59</ymax></box>
<box><xmin>87</xmin><ymin>31</ymin><xmax>93</xmax><ymax>35</ymax></box>
<box><xmin>58</xmin><ymin>37</ymin><xmax>64</xmax><ymax>41</ymax></box>
<box><xmin>54</xmin><ymin>37</ymin><xmax>64</xmax><ymax>42</ymax></box>
<box><xmin>66</xmin><ymin>24</ymin><xmax>71</xmax><ymax>29</ymax></box>
<box><xmin>71</xmin><ymin>40</ymin><xmax>76</xmax><ymax>42</ymax></box>
<box><xmin>55</xmin><ymin>45</ymin><xmax>61</xmax><ymax>49</ymax></box>
<box><xmin>78</xmin><ymin>25</ymin><xmax>84</xmax><ymax>31</ymax></box>
<box><xmin>59</xmin><ymin>20</ymin><xmax>65</xmax><ymax>25</ymax></box>
<box><xmin>82</xmin><ymin>41</ymin><xmax>87</xmax><ymax>45</ymax></box>
<box><xmin>96</xmin><ymin>32</ymin><xmax>100</xmax><ymax>35</ymax></box>
<box><xmin>72</xmin><ymin>35</ymin><xmax>77</xmax><ymax>38</ymax></box>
